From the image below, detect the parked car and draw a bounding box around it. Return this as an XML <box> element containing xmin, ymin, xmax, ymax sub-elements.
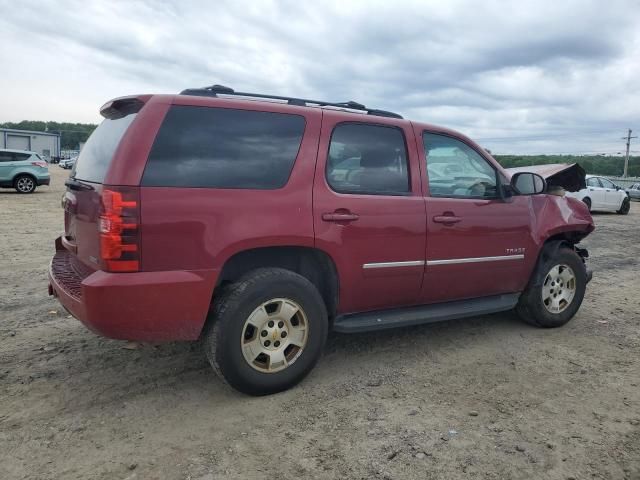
<box><xmin>625</xmin><ymin>182</ymin><xmax>640</xmax><ymax>201</ymax></box>
<box><xmin>566</xmin><ymin>175</ymin><xmax>630</xmax><ymax>214</ymax></box>
<box><xmin>0</xmin><ymin>148</ymin><xmax>50</xmax><ymax>193</ymax></box>
<box><xmin>59</xmin><ymin>157</ymin><xmax>77</xmax><ymax>169</ymax></box>
<box><xmin>48</xmin><ymin>85</ymin><xmax>594</xmax><ymax>395</ymax></box>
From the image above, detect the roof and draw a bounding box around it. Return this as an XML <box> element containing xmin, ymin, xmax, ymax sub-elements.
<box><xmin>179</xmin><ymin>85</ymin><xmax>403</xmax><ymax>119</ymax></box>
<box><xmin>0</xmin><ymin>127</ymin><xmax>60</xmax><ymax>137</ymax></box>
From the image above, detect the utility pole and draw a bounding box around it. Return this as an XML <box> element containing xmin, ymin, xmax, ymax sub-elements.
<box><xmin>622</xmin><ymin>129</ymin><xmax>637</xmax><ymax>177</ymax></box>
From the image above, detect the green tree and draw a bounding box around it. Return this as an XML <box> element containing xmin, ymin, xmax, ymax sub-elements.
<box><xmin>494</xmin><ymin>155</ymin><xmax>640</xmax><ymax>177</ymax></box>
<box><xmin>0</xmin><ymin>120</ymin><xmax>98</xmax><ymax>149</ymax></box>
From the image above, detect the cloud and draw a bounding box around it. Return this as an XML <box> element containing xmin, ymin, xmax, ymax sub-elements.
<box><xmin>0</xmin><ymin>0</ymin><xmax>638</xmax><ymax>154</ymax></box>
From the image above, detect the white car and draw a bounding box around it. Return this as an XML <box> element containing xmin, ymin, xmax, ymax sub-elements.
<box><xmin>566</xmin><ymin>175</ymin><xmax>630</xmax><ymax>214</ymax></box>
<box><xmin>59</xmin><ymin>157</ymin><xmax>77</xmax><ymax>169</ymax></box>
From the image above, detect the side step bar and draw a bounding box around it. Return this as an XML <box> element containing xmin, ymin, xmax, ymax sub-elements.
<box><xmin>332</xmin><ymin>293</ymin><xmax>520</xmax><ymax>333</ymax></box>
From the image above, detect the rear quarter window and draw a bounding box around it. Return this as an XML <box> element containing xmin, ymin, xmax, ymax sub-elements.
<box><xmin>73</xmin><ymin>114</ymin><xmax>137</xmax><ymax>183</ymax></box>
<box><xmin>141</xmin><ymin>106</ymin><xmax>305</xmax><ymax>189</ymax></box>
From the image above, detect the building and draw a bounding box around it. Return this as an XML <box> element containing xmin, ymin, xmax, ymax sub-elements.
<box><xmin>0</xmin><ymin>128</ymin><xmax>61</xmax><ymax>160</ymax></box>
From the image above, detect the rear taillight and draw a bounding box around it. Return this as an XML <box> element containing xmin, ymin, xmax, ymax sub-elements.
<box><xmin>99</xmin><ymin>187</ymin><xmax>140</xmax><ymax>272</ymax></box>
<box><xmin>32</xmin><ymin>161</ymin><xmax>47</xmax><ymax>168</ymax></box>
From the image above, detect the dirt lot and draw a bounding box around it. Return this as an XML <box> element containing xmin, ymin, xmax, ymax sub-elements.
<box><xmin>1</xmin><ymin>166</ymin><xmax>639</xmax><ymax>480</ymax></box>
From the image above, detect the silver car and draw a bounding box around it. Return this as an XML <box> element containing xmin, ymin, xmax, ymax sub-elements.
<box><xmin>626</xmin><ymin>182</ymin><xmax>640</xmax><ymax>201</ymax></box>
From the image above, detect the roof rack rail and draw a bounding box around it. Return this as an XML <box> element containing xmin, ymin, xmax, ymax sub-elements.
<box><xmin>179</xmin><ymin>85</ymin><xmax>403</xmax><ymax>119</ymax></box>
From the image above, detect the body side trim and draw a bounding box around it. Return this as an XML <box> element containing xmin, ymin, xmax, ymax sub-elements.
<box><xmin>426</xmin><ymin>254</ymin><xmax>524</xmax><ymax>266</ymax></box>
<box><xmin>363</xmin><ymin>260</ymin><xmax>425</xmax><ymax>269</ymax></box>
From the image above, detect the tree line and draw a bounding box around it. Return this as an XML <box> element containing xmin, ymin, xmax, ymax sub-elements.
<box><xmin>493</xmin><ymin>155</ymin><xmax>640</xmax><ymax>178</ymax></box>
<box><xmin>1</xmin><ymin>120</ymin><xmax>638</xmax><ymax>176</ymax></box>
<box><xmin>0</xmin><ymin>120</ymin><xmax>97</xmax><ymax>150</ymax></box>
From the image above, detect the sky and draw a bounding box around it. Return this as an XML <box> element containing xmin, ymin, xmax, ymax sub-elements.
<box><xmin>0</xmin><ymin>0</ymin><xmax>639</xmax><ymax>154</ymax></box>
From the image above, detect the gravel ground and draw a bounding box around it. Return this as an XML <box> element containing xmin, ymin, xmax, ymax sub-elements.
<box><xmin>1</xmin><ymin>166</ymin><xmax>639</xmax><ymax>480</ymax></box>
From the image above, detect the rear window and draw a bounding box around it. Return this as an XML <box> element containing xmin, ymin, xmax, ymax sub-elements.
<box><xmin>73</xmin><ymin>114</ymin><xmax>137</xmax><ymax>183</ymax></box>
<box><xmin>141</xmin><ymin>106</ymin><xmax>305</xmax><ymax>189</ymax></box>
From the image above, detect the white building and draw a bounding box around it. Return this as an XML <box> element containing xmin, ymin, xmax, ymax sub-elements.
<box><xmin>0</xmin><ymin>128</ymin><xmax>61</xmax><ymax>160</ymax></box>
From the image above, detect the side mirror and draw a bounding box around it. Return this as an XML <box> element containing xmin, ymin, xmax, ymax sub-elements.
<box><xmin>510</xmin><ymin>172</ymin><xmax>546</xmax><ymax>195</ymax></box>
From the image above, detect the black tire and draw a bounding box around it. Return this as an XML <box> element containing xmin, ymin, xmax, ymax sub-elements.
<box><xmin>582</xmin><ymin>197</ymin><xmax>591</xmax><ymax>211</ymax></box>
<box><xmin>516</xmin><ymin>246</ymin><xmax>587</xmax><ymax>328</ymax></box>
<box><xmin>617</xmin><ymin>197</ymin><xmax>630</xmax><ymax>215</ymax></box>
<box><xmin>14</xmin><ymin>174</ymin><xmax>36</xmax><ymax>194</ymax></box>
<box><xmin>203</xmin><ymin>268</ymin><xmax>328</xmax><ymax>395</ymax></box>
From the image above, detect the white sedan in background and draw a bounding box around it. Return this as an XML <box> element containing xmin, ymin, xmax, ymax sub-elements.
<box><xmin>566</xmin><ymin>175</ymin><xmax>630</xmax><ymax>214</ymax></box>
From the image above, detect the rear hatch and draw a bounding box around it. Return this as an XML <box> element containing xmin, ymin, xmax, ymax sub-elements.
<box><xmin>63</xmin><ymin>99</ymin><xmax>142</xmax><ymax>273</ymax></box>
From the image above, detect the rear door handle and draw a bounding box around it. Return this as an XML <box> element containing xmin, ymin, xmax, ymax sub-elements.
<box><xmin>433</xmin><ymin>215</ymin><xmax>461</xmax><ymax>224</ymax></box>
<box><xmin>322</xmin><ymin>211</ymin><xmax>359</xmax><ymax>222</ymax></box>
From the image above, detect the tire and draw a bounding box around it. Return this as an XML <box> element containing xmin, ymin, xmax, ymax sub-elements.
<box><xmin>516</xmin><ymin>246</ymin><xmax>587</xmax><ymax>328</ymax></box>
<box><xmin>203</xmin><ymin>268</ymin><xmax>328</xmax><ymax>395</ymax></box>
<box><xmin>14</xmin><ymin>175</ymin><xmax>36</xmax><ymax>194</ymax></box>
<box><xmin>582</xmin><ymin>197</ymin><xmax>591</xmax><ymax>211</ymax></box>
<box><xmin>617</xmin><ymin>197</ymin><xmax>630</xmax><ymax>215</ymax></box>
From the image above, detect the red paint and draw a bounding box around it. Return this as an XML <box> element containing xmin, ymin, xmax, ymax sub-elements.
<box><xmin>49</xmin><ymin>93</ymin><xmax>595</xmax><ymax>341</ymax></box>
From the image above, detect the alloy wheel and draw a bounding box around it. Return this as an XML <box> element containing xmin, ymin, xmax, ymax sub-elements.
<box><xmin>240</xmin><ymin>298</ymin><xmax>308</xmax><ymax>373</ymax></box>
<box><xmin>542</xmin><ymin>264</ymin><xmax>576</xmax><ymax>314</ymax></box>
<box><xmin>16</xmin><ymin>177</ymin><xmax>35</xmax><ymax>193</ymax></box>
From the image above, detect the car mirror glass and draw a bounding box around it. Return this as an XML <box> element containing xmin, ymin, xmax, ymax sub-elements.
<box><xmin>511</xmin><ymin>172</ymin><xmax>546</xmax><ymax>195</ymax></box>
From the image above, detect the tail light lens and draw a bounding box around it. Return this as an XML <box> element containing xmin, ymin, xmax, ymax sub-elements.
<box><xmin>99</xmin><ymin>187</ymin><xmax>140</xmax><ymax>272</ymax></box>
<box><xmin>32</xmin><ymin>161</ymin><xmax>48</xmax><ymax>168</ymax></box>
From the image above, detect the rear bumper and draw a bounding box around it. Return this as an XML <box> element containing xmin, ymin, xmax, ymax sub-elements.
<box><xmin>38</xmin><ymin>176</ymin><xmax>50</xmax><ymax>186</ymax></box>
<box><xmin>48</xmin><ymin>239</ymin><xmax>218</xmax><ymax>341</ymax></box>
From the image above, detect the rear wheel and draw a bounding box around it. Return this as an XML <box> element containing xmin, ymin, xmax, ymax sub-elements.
<box><xmin>14</xmin><ymin>175</ymin><xmax>36</xmax><ymax>194</ymax></box>
<box><xmin>516</xmin><ymin>247</ymin><xmax>587</xmax><ymax>328</ymax></box>
<box><xmin>203</xmin><ymin>268</ymin><xmax>328</xmax><ymax>395</ymax></box>
<box><xmin>617</xmin><ymin>197</ymin><xmax>630</xmax><ymax>215</ymax></box>
<box><xmin>582</xmin><ymin>197</ymin><xmax>591</xmax><ymax>211</ymax></box>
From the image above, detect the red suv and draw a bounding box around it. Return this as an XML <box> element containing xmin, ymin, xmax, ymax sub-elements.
<box><xmin>49</xmin><ymin>85</ymin><xmax>594</xmax><ymax>395</ymax></box>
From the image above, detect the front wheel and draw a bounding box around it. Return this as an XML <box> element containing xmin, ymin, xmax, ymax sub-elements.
<box><xmin>516</xmin><ymin>246</ymin><xmax>587</xmax><ymax>328</ymax></box>
<box><xmin>617</xmin><ymin>197</ymin><xmax>630</xmax><ymax>215</ymax></box>
<box><xmin>203</xmin><ymin>268</ymin><xmax>328</xmax><ymax>395</ymax></box>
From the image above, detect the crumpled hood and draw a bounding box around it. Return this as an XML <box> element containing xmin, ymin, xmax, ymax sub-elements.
<box><xmin>506</xmin><ymin>163</ymin><xmax>586</xmax><ymax>192</ymax></box>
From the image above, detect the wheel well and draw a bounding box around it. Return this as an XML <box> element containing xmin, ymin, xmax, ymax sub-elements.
<box><xmin>13</xmin><ymin>172</ymin><xmax>36</xmax><ymax>184</ymax></box>
<box><xmin>215</xmin><ymin>247</ymin><xmax>339</xmax><ymax>318</ymax></box>
<box><xmin>544</xmin><ymin>233</ymin><xmax>581</xmax><ymax>246</ymax></box>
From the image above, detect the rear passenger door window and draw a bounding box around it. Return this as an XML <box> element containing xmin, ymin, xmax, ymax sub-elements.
<box><xmin>142</xmin><ymin>106</ymin><xmax>305</xmax><ymax>189</ymax></box>
<box><xmin>423</xmin><ymin>133</ymin><xmax>498</xmax><ymax>198</ymax></box>
<box><xmin>326</xmin><ymin>123</ymin><xmax>410</xmax><ymax>195</ymax></box>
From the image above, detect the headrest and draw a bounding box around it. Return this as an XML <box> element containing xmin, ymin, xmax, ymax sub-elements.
<box><xmin>360</xmin><ymin>147</ymin><xmax>397</xmax><ymax>168</ymax></box>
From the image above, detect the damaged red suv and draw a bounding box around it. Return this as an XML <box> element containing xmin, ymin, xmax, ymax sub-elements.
<box><xmin>49</xmin><ymin>85</ymin><xmax>594</xmax><ymax>395</ymax></box>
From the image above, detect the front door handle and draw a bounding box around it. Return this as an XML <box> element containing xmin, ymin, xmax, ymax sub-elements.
<box><xmin>433</xmin><ymin>214</ymin><xmax>461</xmax><ymax>225</ymax></box>
<box><xmin>322</xmin><ymin>211</ymin><xmax>359</xmax><ymax>222</ymax></box>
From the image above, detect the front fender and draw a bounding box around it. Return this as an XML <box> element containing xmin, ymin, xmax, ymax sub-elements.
<box><xmin>531</xmin><ymin>194</ymin><xmax>594</xmax><ymax>245</ymax></box>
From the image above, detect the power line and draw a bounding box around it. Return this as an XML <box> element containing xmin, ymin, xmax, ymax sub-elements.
<box><xmin>622</xmin><ymin>129</ymin><xmax>638</xmax><ymax>177</ymax></box>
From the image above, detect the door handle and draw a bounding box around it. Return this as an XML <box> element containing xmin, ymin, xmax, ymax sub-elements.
<box><xmin>322</xmin><ymin>211</ymin><xmax>359</xmax><ymax>222</ymax></box>
<box><xmin>433</xmin><ymin>214</ymin><xmax>461</xmax><ymax>225</ymax></box>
